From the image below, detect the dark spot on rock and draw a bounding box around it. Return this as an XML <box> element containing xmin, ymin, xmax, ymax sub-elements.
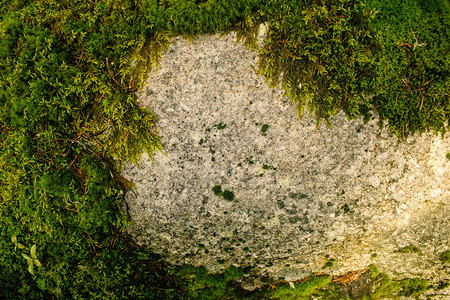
<box><xmin>341</xmin><ymin>204</ymin><xmax>351</xmax><ymax>214</ymax></box>
<box><xmin>289</xmin><ymin>192</ymin><xmax>309</xmax><ymax>199</ymax></box>
<box><xmin>288</xmin><ymin>216</ymin><xmax>301</xmax><ymax>224</ymax></box>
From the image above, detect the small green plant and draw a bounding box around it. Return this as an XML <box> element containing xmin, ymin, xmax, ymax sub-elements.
<box><xmin>21</xmin><ymin>245</ymin><xmax>42</xmax><ymax>276</ymax></box>
<box><xmin>11</xmin><ymin>235</ymin><xmax>25</xmax><ymax>251</ymax></box>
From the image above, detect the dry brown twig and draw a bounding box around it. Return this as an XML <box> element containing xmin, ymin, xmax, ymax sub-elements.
<box><xmin>332</xmin><ymin>269</ymin><xmax>368</xmax><ymax>286</ymax></box>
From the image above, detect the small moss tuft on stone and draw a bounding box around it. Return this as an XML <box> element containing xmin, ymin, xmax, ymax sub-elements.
<box><xmin>439</xmin><ymin>250</ymin><xmax>450</xmax><ymax>263</ymax></box>
<box><xmin>217</xmin><ymin>122</ymin><xmax>227</xmax><ymax>130</ymax></box>
<box><xmin>261</xmin><ymin>124</ymin><xmax>270</xmax><ymax>135</ymax></box>
<box><xmin>222</xmin><ymin>190</ymin><xmax>235</xmax><ymax>201</ymax></box>
<box><xmin>395</xmin><ymin>245</ymin><xmax>421</xmax><ymax>254</ymax></box>
<box><xmin>212</xmin><ymin>185</ymin><xmax>222</xmax><ymax>196</ymax></box>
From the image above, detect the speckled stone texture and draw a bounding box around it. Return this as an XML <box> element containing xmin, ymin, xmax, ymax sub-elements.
<box><xmin>121</xmin><ymin>29</ymin><xmax>449</xmax><ymax>294</ymax></box>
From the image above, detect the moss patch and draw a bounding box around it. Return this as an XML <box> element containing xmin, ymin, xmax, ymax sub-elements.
<box><xmin>261</xmin><ymin>124</ymin><xmax>270</xmax><ymax>135</ymax></box>
<box><xmin>323</xmin><ymin>258</ymin><xmax>336</xmax><ymax>269</ymax></box>
<box><xmin>222</xmin><ymin>190</ymin><xmax>235</xmax><ymax>201</ymax></box>
<box><xmin>439</xmin><ymin>250</ymin><xmax>450</xmax><ymax>263</ymax></box>
<box><xmin>395</xmin><ymin>245</ymin><xmax>421</xmax><ymax>254</ymax></box>
<box><xmin>212</xmin><ymin>185</ymin><xmax>222</xmax><ymax>196</ymax></box>
<box><xmin>211</xmin><ymin>185</ymin><xmax>235</xmax><ymax>201</ymax></box>
<box><xmin>272</xmin><ymin>275</ymin><xmax>332</xmax><ymax>299</ymax></box>
<box><xmin>216</xmin><ymin>122</ymin><xmax>227</xmax><ymax>130</ymax></box>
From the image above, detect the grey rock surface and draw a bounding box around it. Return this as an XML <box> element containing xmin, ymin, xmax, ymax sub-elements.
<box><xmin>121</xmin><ymin>30</ymin><xmax>449</xmax><ymax>294</ymax></box>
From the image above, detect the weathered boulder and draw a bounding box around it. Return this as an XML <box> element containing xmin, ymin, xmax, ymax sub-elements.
<box><xmin>121</xmin><ymin>30</ymin><xmax>449</xmax><ymax>293</ymax></box>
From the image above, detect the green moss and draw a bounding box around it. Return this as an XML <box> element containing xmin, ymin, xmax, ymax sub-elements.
<box><xmin>178</xmin><ymin>264</ymin><xmax>255</xmax><ymax>299</ymax></box>
<box><xmin>371</xmin><ymin>275</ymin><xmax>429</xmax><ymax>299</ymax></box>
<box><xmin>446</xmin><ymin>153</ymin><xmax>450</xmax><ymax>160</ymax></box>
<box><xmin>269</xmin><ymin>265</ymin><xmax>430</xmax><ymax>300</ymax></box>
<box><xmin>262</xmin><ymin>164</ymin><xmax>277</xmax><ymax>171</ymax></box>
<box><xmin>439</xmin><ymin>250</ymin><xmax>450</xmax><ymax>263</ymax></box>
<box><xmin>261</xmin><ymin>124</ymin><xmax>270</xmax><ymax>135</ymax></box>
<box><xmin>222</xmin><ymin>190</ymin><xmax>235</xmax><ymax>201</ymax></box>
<box><xmin>1</xmin><ymin>0</ymin><xmax>447</xmax><ymax>297</ymax></box>
<box><xmin>368</xmin><ymin>264</ymin><xmax>380</xmax><ymax>279</ymax></box>
<box><xmin>323</xmin><ymin>259</ymin><xmax>335</xmax><ymax>269</ymax></box>
<box><xmin>272</xmin><ymin>275</ymin><xmax>332</xmax><ymax>298</ymax></box>
<box><xmin>212</xmin><ymin>185</ymin><xmax>222</xmax><ymax>196</ymax></box>
<box><xmin>397</xmin><ymin>278</ymin><xmax>429</xmax><ymax>297</ymax></box>
<box><xmin>395</xmin><ymin>245</ymin><xmax>421</xmax><ymax>254</ymax></box>
<box><xmin>371</xmin><ymin>253</ymin><xmax>378</xmax><ymax>258</ymax></box>
<box><xmin>216</xmin><ymin>122</ymin><xmax>227</xmax><ymax>130</ymax></box>
<box><xmin>365</xmin><ymin>0</ymin><xmax>449</xmax><ymax>138</ymax></box>
<box><xmin>224</xmin><ymin>266</ymin><xmax>244</xmax><ymax>281</ymax></box>
<box><xmin>436</xmin><ymin>281</ymin><xmax>449</xmax><ymax>290</ymax></box>
<box><xmin>368</xmin><ymin>265</ymin><xmax>429</xmax><ymax>299</ymax></box>
<box><xmin>341</xmin><ymin>204</ymin><xmax>351</xmax><ymax>214</ymax></box>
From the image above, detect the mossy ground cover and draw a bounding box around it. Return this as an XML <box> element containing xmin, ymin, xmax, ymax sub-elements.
<box><xmin>180</xmin><ymin>264</ymin><xmax>433</xmax><ymax>299</ymax></box>
<box><xmin>0</xmin><ymin>0</ymin><xmax>448</xmax><ymax>298</ymax></box>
